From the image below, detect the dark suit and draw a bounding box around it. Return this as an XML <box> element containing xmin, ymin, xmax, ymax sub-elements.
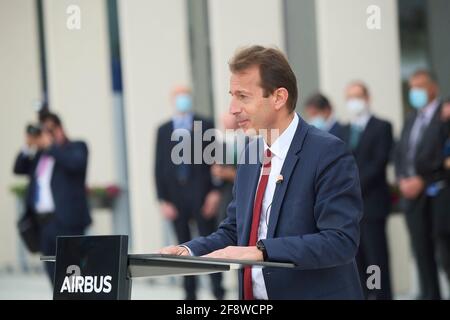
<box><xmin>13</xmin><ymin>141</ymin><xmax>90</xmax><ymax>283</ymax></box>
<box><xmin>395</xmin><ymin>102</ymin><xmax>450</xmax><ymax>299</ymax></box>
<box><xmin>342</xmin><ymin>116</ymin><xmax>394</xmax><ymax>300</ymax></box>
<box><xmin>155</xmin><ymin>114</ymin><xmax>224</xmax><ymax>299</ymax></box>
<box><xmin>185</xmin><ymin>115</ymin><xmax>364</xmax><ymax>299</ymax></box>
<box><xmin>329</xmin><ymin>121</ymin><xmax>345</xmax><ymax>140</ymax></box>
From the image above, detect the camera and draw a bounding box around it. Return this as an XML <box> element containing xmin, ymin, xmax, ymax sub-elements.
<box><xmin>26</xmin><ymin>123</ymin><xmax>42</xmax><ymax>137</ymax></box>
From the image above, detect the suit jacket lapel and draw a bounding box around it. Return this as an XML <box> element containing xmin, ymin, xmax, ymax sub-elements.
<box><xmin>267</xmin><ymin>115</ymin><xmax>309</xmax><ymax>238</ymax></box>
<box><xmin>354</xmin><ymin>116</ymin><xmax>373</xmax><ymax>154</ymax></box>
<box><xmin>415</xmin><ymin>103</ymin><xmax>442</xmax><ymax>158</ymax></box>
<box><xmin>266</xmin><ymin>153</ymin><xmax>299</xmax><ymax>238</ymax></box>
<box><xmin>403</xmin><ymin>111</ymin><xmax>417</xmax><ymax>153</ymax></box>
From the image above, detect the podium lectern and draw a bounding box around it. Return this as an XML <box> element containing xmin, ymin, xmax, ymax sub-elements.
<box><xmin>41</xmin><ymin>235</ymin><xmax>295</xmax><ymax>300</ymax></box>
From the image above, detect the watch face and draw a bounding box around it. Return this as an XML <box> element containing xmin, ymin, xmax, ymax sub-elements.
<box><xmin>257</xmin><ymin>240</ymin><xmax>264</xmax><ymax>250</ymax></box>
<box><xmin>256</xmin><ymin>240</ymin><xmax>267</xmax><ymax>261</ymax></box>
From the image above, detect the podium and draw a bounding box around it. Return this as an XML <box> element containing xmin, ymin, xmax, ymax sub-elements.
<box><xmin>41</xmin><ymin>235</ymin><xmax>295</xmax><ymax>300</ymax></box>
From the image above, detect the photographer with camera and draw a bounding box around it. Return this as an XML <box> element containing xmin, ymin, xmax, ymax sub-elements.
<box><xmin>13</xmin><ymin>112</ymin><xmax>91</xmax><ymax>286</ymax></box>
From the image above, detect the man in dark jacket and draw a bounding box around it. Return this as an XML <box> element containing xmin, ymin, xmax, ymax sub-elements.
<box><xmin>13</xmin><ymin>112</ymin><xmax>90</xmax><ymax>285</ymax></box>
<box><xmin>155</xmin><ymin>86</ymin><xmax>224</xmax><ymax>300</ymax></box>
<box><xmin>395</xmin><ymin>70</ymin><xmax>450</xmax><ymax>299</ymax></box>
<box><xmin>341</xmin><ymin>81</ymin><xmax>394</xmax><ymax>300</ymax></box>
<box><xmin>304</xmin><ymin>93</ymin><xmax>345</xmax><ymax>140</ymax></box>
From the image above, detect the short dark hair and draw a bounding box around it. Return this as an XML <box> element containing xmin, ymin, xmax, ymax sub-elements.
<box><xmin>39</xmin><ymin>112</ymin><xmax>62</xmax><ymax>127</ymax></box>
<box><xmin>229</xmin><ymin>45</ymin><xmax>298</xmax><ymax>113</ymax></box>
<box><xmin>304</xmin><ymin>93</ymin><xmax>332</xmax><ymax>111</ymax></box>
<box><xmin>410</xmin><ymin>69</ymin><xmax>438</xmax><ymax>83</ymax></box>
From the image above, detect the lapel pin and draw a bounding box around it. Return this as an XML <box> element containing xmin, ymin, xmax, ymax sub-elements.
<box><xmin>276</xmin><ymin>174</ymin><xmax>284</xmax><ymax>184</ymax></box>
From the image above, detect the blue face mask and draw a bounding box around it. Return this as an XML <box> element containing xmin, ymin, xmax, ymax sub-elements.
<box><xmin>409</xmin><ymin>88</ymin><xmax>428</xmax><ymax>110</ymax></box>
<box><xmin>309</xmin><ymin>116</ymin><xmax>327</xmax><ymax>131</ymax></box>
<box><xmin>175</xmin><ymin>94</ymin><xmax>193</xmax><ymax>113</ymax></box>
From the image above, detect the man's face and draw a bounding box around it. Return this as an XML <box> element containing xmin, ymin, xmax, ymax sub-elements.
<box><xmin>42</xmin><ymin>120</ymin><xmax>64</xmax><ymax>144</ymax></box>
<box><xmin>42</xmin><ymin>120</ymin><xmax>56</xmax><ymax>137</ymax></box>
<box><xmin>229</xmin><ymin>66</ymin><xmax>275</xmax><ymax>135</ymax></box>
<box><xmin>409</xmin><ymin>74</ymin><xmax>438</xmax><ymax>103</ymax></box>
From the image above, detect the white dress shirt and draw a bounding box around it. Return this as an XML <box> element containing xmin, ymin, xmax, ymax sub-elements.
<box><xmin>252</xmin><ymin>113</ymin><xmax>299</xmax><ymax>300</ymax></box>
<box><xmin>34</xmin><ymin>154</ymin><xmax>56</xmax><ymax>213</ymax></box>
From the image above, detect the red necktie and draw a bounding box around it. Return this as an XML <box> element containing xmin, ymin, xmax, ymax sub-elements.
<box><xmin>243</xmin><ymin>149</ymin><xmax>272</xmax><ymax>300</ymax></box>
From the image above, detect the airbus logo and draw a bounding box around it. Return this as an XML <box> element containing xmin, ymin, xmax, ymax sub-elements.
<box><xmin>60</xmin><ymin>265</ymin><xmax>112</xmax><ymax>293</ymax></box>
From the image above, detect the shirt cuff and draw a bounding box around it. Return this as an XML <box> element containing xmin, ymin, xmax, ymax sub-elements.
<box><xmin>179</xmin><ymin>245</ymin><xmax>194</xmax><ymax>256</ymax></box>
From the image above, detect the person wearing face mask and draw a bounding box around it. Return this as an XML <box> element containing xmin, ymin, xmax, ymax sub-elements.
<box><xmin>395</xmin><ymin>70</ymin><xmax>450</xmax><ymax>300</ymax></box>
<box><xmin>154</xmin><ymin>85</ymin><xmax>225</xmax><ymax>300</ymax></box>
<box><xmin>341</xmin><ymin>81</ymin><xmax>394</xmax><ymax>300</ymax></box>
<box><xmin>304</xmin><ymin>93</ymin><xmax>344</xmax><ymax>140</ymax></box>
<box><xmin>13</xmin><ymin>111</ymin><xmax>90</xmax><ymax>286</ymax></box>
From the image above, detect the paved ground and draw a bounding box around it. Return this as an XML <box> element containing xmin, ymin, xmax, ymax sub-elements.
<box><xmin>0</xmin><ymin>270</ymin><xmax>239</xmax><ymax>300</ymax></box>
<box><xmin>0</xmin><ymin>270</ymin><xmax>447</xmax><ymax>300</ymax></box>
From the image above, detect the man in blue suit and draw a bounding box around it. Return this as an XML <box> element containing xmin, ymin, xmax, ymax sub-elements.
<box><xmin>160</xmin><ymin>46</ymin><xmax>364</xmax><ymax>299</ymax></box>
<box><xmin>13</xmin><ymin>112</ymin><xmax>90</xmax><ymax>285</ymax></box>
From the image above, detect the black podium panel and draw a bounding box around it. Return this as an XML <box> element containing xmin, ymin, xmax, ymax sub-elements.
<box><xmin>53</xmin><ymin>235</ymin><xmax>130</xmax><ymax>300</ymax></box>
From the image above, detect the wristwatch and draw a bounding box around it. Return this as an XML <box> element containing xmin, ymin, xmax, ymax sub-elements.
<box><xmin>256</xmin><ymin>240</ymin><xmax>268</xmax><ymax>261</ymax></box>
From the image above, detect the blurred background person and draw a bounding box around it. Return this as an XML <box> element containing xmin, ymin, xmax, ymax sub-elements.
<box><xmin>304</xmin><ymin>93</ymin><xmax>345</xmax><ymax>140</ymax></box>
<box><xmin>13</xmin><ymin>112</ymin><xmax>90</xmax><ymax>286</ymax></box>
<box><xmin>341</xmin><ymin>81</ymin><xmax>394</xmax><ymax>300</ymax></box>
<box><xmin>438</xmin><ymin>96</ymin><xmax>450</xmax><ymax>291</ymax></box>
<box><xmin>211</xmin><ymin>112</ymin><xmax>239</xmax><ymax>222</ymax></box>
<box><xmin>154</xmin><ymin>85</ymin><xmax>224</xmax><ymax>300</ymax></box>
<box><xmin>395</xmin><ymin>70</ymin><xmax>449</xmax><ymax>300</ymax></box>
<box><xmin>442</xmin><ymin>97</ymin><xmax>450</xmax><ymax>172</ymax></box>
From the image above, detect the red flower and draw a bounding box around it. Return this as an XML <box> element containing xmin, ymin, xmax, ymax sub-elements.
<box><xmin>105</xmin><ymin>185</ymin><xmax>121</xmax><ymax>198</ymax></box>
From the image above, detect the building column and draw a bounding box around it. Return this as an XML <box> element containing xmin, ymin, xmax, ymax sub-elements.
<box><xmin>315</xmin><ymin>0</ymin><xmax>409</xmax><ymax>295</ymax></box>
<box><xmin>427</xmin><ymin>0</ymin><xmax>450</xmax><ymax>96</ymax></box>
<box><xmin>42</xmin><ymin>0</ymin><xmax>117</xmax><ymax>234</ymax></box>
<box><xmin>207</xmin><ymin>0</ymin><xmax>285</xmax><ymax>127</ymax></box>
<box><xmin>118</xmin><ymin>0</ymin><xmax>192</xmax><ymax>253</ymax></box>
<box><xmin>284</xmin><ymin>0</ymin><xmax>320</xmax><ymax>109</ymax></box>
<box><xmin>0</xmin><ymin>0</ymin><xmax>42</xmax><ymax>269</ymax></box>
<box><xmin>315</xmin><ymin>0</ymin><xmax>403</xmax><ymax>134</ymax></box>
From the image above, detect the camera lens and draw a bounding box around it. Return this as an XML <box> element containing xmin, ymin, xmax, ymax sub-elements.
<box><xmin>26</xmin><ymin>124</ymin><xmax>42</xmax><ymax>136</ymax></box>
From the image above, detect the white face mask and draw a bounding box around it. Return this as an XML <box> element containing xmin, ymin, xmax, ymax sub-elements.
<box><xmin>346</xmin><ymin>98</ymin><xmax>367</xmax><ymax>117</ymax></box>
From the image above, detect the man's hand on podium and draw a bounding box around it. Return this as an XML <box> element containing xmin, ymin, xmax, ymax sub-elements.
<box><xmin>158</xmin><ymin>245</ymin><xmax>190</xmax><ymax>256</ymax></box>
<box><xmin>203</xmin><ymin>246</ymin><xmax>263</xmax><ymax>261</ymax></box>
